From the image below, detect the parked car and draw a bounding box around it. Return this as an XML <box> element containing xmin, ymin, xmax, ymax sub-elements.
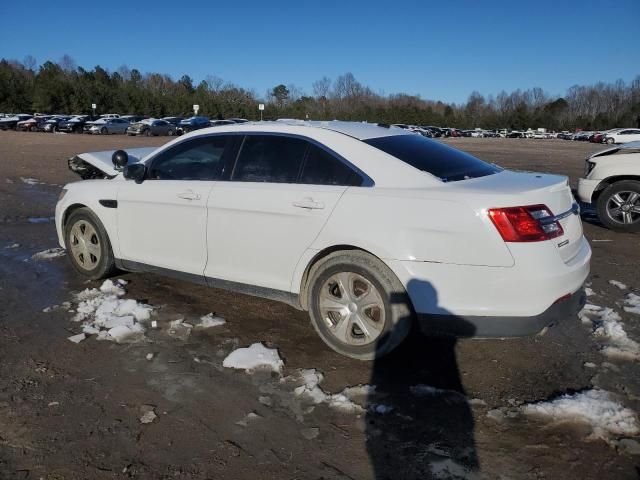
<box><xmin>0</xmin><ymin>114</ymin><xmax>32</xmax><ymax>130</ymax></box>
<box><xmin>56</xmin><ymin>121</ymin><xmax>589</xmax><ymax>359</ymax></box>
<box><xmin>120</xmin><ymin>115</ymin><xmax>146</xmax><ymax>124</ymax></box>
<box><xmin>603</xmin><ymin>129</ymin><xmax>640</xmax><ymax>144</ymax></box>
<box><xmin>127</xmin><ymin>119</ymin><xmax>176</xmax><ymax>136</ymax></box>
<box><xmin>210</xmin><ymin>119</ymin><xmax>236</xmax><ymax>127</ymax></box>
<box><xmin>177</xmin><ymin>116</ymin><xmax>211</xmax><ymax>135</ymax></box>
<box><xmin>43</xmin><ymin>116</ymin><xmax>71</xmax><ymax>133</ymax></box>
<box><xmin>86</xmin><ymin>118</ymin><xmax>130</xmax><ymax>135</ymax></box>
<box><xmin>162</xmin><ymin>116</ymin><xmax>183</xmax><ymax>128</ymax></box>
<box><xmin>59</xmin><ymin>116</ymin><xmax>92</xmax><ymax>134</ymax></box>
<box><xmin>507</xmin><ymin>131</ymin><xmax>523</xmax><ymax>138</ymax></box>
<box><xmin>228</xmin><ymin>118</ymin><xmax>249</xmax><ymax>124</ymax></box>
<box><xmin>17</xmin><ymin>115</ymin><xmax>51</xmax><ymax>131</ymax></box>
<box><xmin>577</xmin><ymin>141</ymin><xmax>640</xmax><ymax>232</ymax></box>
<box><xmin>100</xmin><ymin>114</ymin><xmax>120</xmax><ymax>119</ymax></box>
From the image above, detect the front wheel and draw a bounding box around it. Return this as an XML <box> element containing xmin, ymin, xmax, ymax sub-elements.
<box><xmin>596</xmin><ymin>180</ymin><xmax>640</xmax><ymax>232</ymax></box>
<box><xmin>100</xmin><ymin>127</ymin><xmax>107</xmax><ymax>135</ymax></box>
<box><xmin>144</xmin><ymin>128</ymin><xmax>151</xmax><ymax>137</ymax></box>
<box><xmin>606</xmin><ymin>137</ymin><xmax>615</xmax><ymax>144</ymax></box>
<box><xmin>64</xmin><ymin>208</ymin><xmax>116</xmax><ymax>279</ymax></box>
<box><xmin>307</xmin><ymin>250</ymin><xmax>412</xmax><ymax>360</ymax></box>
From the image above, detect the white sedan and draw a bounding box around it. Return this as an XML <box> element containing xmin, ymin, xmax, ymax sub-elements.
<box><xmin>56</xmin><ymin>121</ymin><xmax>590</xmax><ymax>359</ymax></box>
<box><xmin>603</xmin><ymin>128</ymin><xmax>640</xmax><ymax>144</ymax></box>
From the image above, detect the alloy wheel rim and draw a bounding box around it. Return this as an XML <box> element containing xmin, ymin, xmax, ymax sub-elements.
<box><xmin>69</xmin><ymin>220</ymin><xmax>101</xmax><ymax>270</ymax></box>
<box><xmin>606</xmin><ymin>191</ymin><xmax>640</xmax><ymax>225</ymax></box>
<box><xmin>318</xmin><ymin>272</ymin><xmax>385</xmax><ymax>346</ymax></box>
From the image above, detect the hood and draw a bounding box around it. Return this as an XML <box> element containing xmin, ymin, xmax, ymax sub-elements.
<box><xmin>589</xmin><ymin>141</ymin><xmax>640</xmax><ymax>159</ymax></box>
<box><xmin>68</xmin><ymin>147</ymin><xmax>157</xmax><ymax>179</ymax></box>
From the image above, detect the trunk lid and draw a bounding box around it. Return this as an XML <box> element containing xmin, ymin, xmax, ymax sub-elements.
<box><xmin>450</xmin><ymin>170</ymin><xmax>583</xmax><ymax>263</ymax></box>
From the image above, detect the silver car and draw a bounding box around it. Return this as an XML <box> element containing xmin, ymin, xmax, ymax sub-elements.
<box><xmin>126</xmin><ymin>119</ymin><xmax>176</xmax><ymax>136</ymax></box>
<box><xmin>88</xmin><ymin>118</ymin><xmax>130</xmax><ymax>135</ymax></box>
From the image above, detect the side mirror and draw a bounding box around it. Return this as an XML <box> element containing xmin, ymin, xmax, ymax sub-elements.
<box><xmin>112</xmin><ymin>150</ymin><xmax>129</xmax><ymax>170</ymax></box>
<box><xmin>123</xmin><ymin>163</ymin><xmax>146</xmax><ymax>184</ymax></box>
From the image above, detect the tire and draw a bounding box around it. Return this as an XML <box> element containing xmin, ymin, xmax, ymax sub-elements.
<box><xmin>64</xmin><ymin>208</ymin><xmax>116</xmax><ymax>280</ymax></box>
<box><xmin>144</xmin><ymin>128</ymin><xmax>151</xmax><ymax>137</ymax></box>
<box><xmin>306</xmin><ymin>250</ymin><xmax>413</xmax><ymax>360</ymax></box>
<box><xmin>596</xmin><ymin>180</ymin><xmax>640</xmax><ymax>232</ymax></box>
<box><xmin>606</xmin><ymin>137</ymin><xmax>615</xmax><ymax>144</ymax></box>
<box><xmin>168</xmin><ymin>129</ymin><xmax>175</xmax><ymax>136</ymax></box>
<box><xmin>100</xmin><ymin>127</ymin><xmax>107</xmax><ymax>135</ymax></box>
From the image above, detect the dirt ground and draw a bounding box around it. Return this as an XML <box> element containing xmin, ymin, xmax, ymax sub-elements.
<box><xmin>0</xmin><ymin>131</ymin><xmax>639</xmax><ymax>479</ymax></box>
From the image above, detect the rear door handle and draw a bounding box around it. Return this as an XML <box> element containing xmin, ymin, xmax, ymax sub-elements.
<box><xmin>292</xmin><ymin>197</ymin><xmax>325</xmax><ymax>210</ymax></box>
<box><xmin>177</xmin><ymin>190</ymin><xmax>201</xmax><ymax>201</ymax></box>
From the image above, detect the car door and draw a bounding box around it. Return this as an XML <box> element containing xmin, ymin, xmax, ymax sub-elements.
<box><xmin>205</xmin><ymin>135</ymin><xmax>363</xmax><ymax>292</ymax></box>
<box><xmin>116</xmin><ymin>135</ymin><xmax>233</xmax><ymax>276</ymax></box>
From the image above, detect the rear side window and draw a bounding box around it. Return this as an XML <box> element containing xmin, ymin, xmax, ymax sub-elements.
<box><xmin>148</xmin><ymin>136</ymin><xmax>230</xmax><ymax>180</ymax></box>
<box><xmin>232</xmin><ymin>135</ymin><xmax>307</xmax><ymax>183</ymax></box>
<box><xmin>365</xmin><ymin>134</ymin><xmax>501</xmax><ymax>182</ymax></box>
<box><xmin>300</xmin><ymin>144</ymin><xmax>362</xmax><ymax>186</ymax></box>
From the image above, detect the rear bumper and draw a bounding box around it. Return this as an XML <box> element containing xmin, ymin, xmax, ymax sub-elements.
<box><xmin>417</xmin><ymin>289</ymin><xmax>586</xmax><ymax>337</ymax></box>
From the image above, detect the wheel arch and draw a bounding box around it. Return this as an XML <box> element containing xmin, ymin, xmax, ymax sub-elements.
<box><xmin>297</xmin><ymin>244</ymin><xmax>394</xmax><ymax>311</ymax></box>
<box><xmin>593</xmin><ymin>175</ymin><xmax>640</xmax><ymax>203</ymax></box>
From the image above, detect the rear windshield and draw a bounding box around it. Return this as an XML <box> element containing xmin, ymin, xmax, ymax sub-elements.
<box><xmin>365</xmin><ymin>134</ymin><xmax>501</xmax><ymax>182</ymax></box>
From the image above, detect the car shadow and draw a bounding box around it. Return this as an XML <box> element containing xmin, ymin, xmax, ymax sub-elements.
<box><xmin>366</xmin><ymin>279</ymin><xmax>479</xmax><ymax>479</ymax></box>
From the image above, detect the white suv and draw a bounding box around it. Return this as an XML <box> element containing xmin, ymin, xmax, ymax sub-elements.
<box><xmin>56</xmin><ymin>121</ymin><xmax>590</xmax><ymax>359</ymax></box>
<box><xmin>577</xmin><ymin>141</ymin><xmax>640</xmax><ymax>232</ymax></box>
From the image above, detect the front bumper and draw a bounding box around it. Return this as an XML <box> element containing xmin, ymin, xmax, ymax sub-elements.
<box><xmin>577</xmin><ymin>178</ymin><xmax>600</xmax><ymax>204</ymax></box>
<box><xmin>417</xmin><ymin>289</ymin><xmax>586</xmax><ymax>337</ymax></box>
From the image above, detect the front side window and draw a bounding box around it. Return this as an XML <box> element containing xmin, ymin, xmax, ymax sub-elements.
<box><xmin>232</xmin><ymin>135</ymin><xmax>307</xmax><ymax>183</ymax></box>
<box><xmin>147</xmin><ymin>136</ymin><xmax>230</xmax><ymax>180</ymax></box>
<box><xmin>300</xmin><ymin>144</ymin><xmax>362</xmax><ymax>186</ymax></box>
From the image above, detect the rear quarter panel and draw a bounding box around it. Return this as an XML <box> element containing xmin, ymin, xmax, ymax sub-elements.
<box><xmin>310</xmin><ymin>187</ymin><xmax>514</xmax><ymax>267</ymax></box>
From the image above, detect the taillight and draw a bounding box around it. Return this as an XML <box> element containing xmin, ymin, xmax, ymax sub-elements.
<box><xmin>488</xmin><ymin>205</ymin><xmax>564</xmax><ymax>242</ymax></box>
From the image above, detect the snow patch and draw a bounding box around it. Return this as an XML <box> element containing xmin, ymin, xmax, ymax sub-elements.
<box><xmin>624</xmin><ymin>293</ymin><xmax>640</xmax><ymax>315</ymax></box>
<box><xmin>197</xmin><ymin>313</ymin><xmax>226</xmax><ymax>328</ymax></box>
<box><xmin>579</xmin><ymin>303</ymin><xmax>640</xmax><ymax>361</ymax></box>
<box><xmin>31</xmin><ymin>248</ymin><xmax>66</xmax><ymax>260</ymax></box>
<box><xmin>70</xmin><ymin>280</ymin><xmax>152</xmax><ymax>343</ymax></box>
<box><xmin>585</xmin><ymin>287</ymin><xmax>595</xmax><ymax>297</ymax></box>
<box><xmin>27</xmin><ymin>217</ymin><xmax>54</xmax><ymax>224</ymax></box>
<box><xmin>609</xmin><ymin>280</ymin><xmax>627</xmax><ymax>290</ymax></box>
<box><xmin>410</xmin><ymin>384</ymin><xmax>467</xmax><ymax>402</ymax></box>
<box><xmin>222</xmin><ymin>343</ymin><xmax>284</xmax><ymax>373</ymax></box>
<box><xmin>523</xmin><ymin>389</ymin><xmax>639</xmax><ymax>442</ymax></box>
<box><xmin>20</xmin><ymin>177</ymin><xmax>41</xmax><ymax>185</ymax></box>
<box><xmin>289</xmin><ymin>369</ymin><xmax>368</xmax><ymax>413</ymax></box>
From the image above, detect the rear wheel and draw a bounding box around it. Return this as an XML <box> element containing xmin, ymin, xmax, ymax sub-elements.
<box><xmin>100</xmin><ymin>127</ymin><xmax>107</xmax><ymax>135</ymax></box>
<box><xmin>64</xmin><ymin>208</ymin><xmax>116</xmax><ymax>280</ymax></box>
<box><xmin>596</xmin><ymin>180</ymin><xmax>640</xmax><ymax>232</ymax></box>
<box><xmin>307</xmin><ymin>250</ymin><xmax>412</xmax><ymax>360</ymax></box>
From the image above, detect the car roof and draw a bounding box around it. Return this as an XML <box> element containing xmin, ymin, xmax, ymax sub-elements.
<box><xmin>261</xmin><ymin>120</ymin><xmax>411</xmax><ymax>140</ymax></box>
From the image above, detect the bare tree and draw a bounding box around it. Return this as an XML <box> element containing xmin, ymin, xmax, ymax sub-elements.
<box><xmin>58</xmin><ymin>54</ymin><xmax>77</xmax><ymax>72</ymax></box>
<box><xmin>23</xmin><ymin>55</ymin><xmax>36</xmax><ymax>71</ymax></box>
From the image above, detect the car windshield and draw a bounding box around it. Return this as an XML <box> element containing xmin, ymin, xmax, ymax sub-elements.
<box><xmin>365</xmin><ymin>134</ymin><xmax>501</xmax><ymax>182</ymax></box>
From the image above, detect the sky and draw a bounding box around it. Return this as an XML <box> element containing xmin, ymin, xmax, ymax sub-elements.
<box><xmin>1</xmin><ymin>0</ymin><xmax>638</xmax><ymax>104</ymax></box>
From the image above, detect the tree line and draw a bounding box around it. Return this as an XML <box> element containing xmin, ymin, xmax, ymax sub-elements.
<box><xmin>0</xmin><ymin>56</ymin><xmax>638</xmax><ymax>131</ymax></box>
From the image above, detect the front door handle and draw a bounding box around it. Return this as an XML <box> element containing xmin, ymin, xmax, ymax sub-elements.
<box><xmin>177</xmin><ymin>190</ymin><xmax>201</xmax><ymax>201</ymax></box>
<box><xmin>292</xmin><ymin>197</ymin><xmax>325</xmax><ymax>210</ymax></box>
